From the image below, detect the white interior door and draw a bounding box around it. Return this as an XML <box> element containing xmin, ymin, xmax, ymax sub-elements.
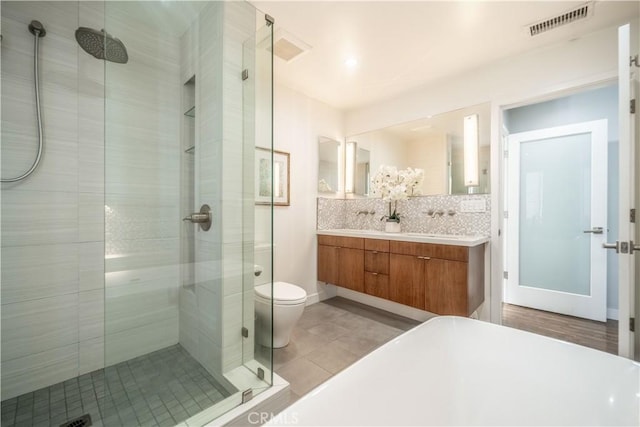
<box><xmin>506</xmin><ymin>120</ymin><xmax>608</xmax><ymax>322</ymax></box>
<box><xmin>614</xmin><ymin>24</ymin><xmax>636</xmax><ymax>359</ymax></box>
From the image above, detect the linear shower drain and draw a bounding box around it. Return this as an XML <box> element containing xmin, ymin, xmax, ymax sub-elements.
<box><xmin>60</xmin><ymin>413</ymin><xmax>92</xmax><ymax>427</ymax></box>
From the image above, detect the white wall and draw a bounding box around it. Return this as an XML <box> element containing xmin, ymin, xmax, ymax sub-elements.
<box><xmin>255</xmin><ymin>84</ymin><xmax>344</xmax><ymax>303</ymax></box>
<box><xmin>346</xmin><ymin>24</ymin><xmax>631</xmax><ymax>136</ymax></box>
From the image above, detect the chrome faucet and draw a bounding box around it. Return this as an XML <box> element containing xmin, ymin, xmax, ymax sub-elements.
<box><xmin>425</xmin><ymin>209</ymin><xmax>444</xmax><ymax>218</ymax></box>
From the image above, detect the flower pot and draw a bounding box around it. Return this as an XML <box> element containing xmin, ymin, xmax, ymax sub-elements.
<box><xmin>385</xmin><ymin>220</ymin><xmax>401</xmax><ymax>233</ymax></box>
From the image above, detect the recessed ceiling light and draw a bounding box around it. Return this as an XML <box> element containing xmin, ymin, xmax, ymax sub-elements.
<box><xmin>345</xmin><ymin>57</ymin><xmax>358</xmax><ymax>69</ymax></box>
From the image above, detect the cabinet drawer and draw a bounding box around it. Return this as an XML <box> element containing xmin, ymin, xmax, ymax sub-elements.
<box><xmin>364</xmin><ymin>272</ymin><xmax>389</xmax><ymax>300</ymax></box>
<box><xmin>318</xmin><ymin>235</ymin><xmax>364</xmax><ymax>249</ymax></box>
<box><xmin>389</xmin><ymin>241</ymin><xmax>468</xmax><ymax>262</ymax></box>
<box><xmin>365</xmin><ymin>250</ymin><xmax>389</xmax><ymax>274</ymax></box>
<box><xmin>364</xmin><ymin>239</ymin><xmax>389</xmax><ymax>252</ymax></box>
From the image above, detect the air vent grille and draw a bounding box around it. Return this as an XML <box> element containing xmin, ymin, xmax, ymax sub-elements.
<box><xmin>274</xmin><ymin>38</ymin><xmax>305</xmax><ymax>62</ymax></box>
<box><xmin>528</xmin><ymin>3</ymin><xmax>592</xmax><ymax>36</ymax></box>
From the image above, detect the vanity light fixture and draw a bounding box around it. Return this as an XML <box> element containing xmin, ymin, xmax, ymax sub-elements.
<box><xmin>345</xmin><ymin>141</ymin><xmax>356</xmax><ymax>193</ymax></box>
<box><xmin>463</xmin><ymin>114</ymin><xmax>479</xmax><ymax>187</ymax></box>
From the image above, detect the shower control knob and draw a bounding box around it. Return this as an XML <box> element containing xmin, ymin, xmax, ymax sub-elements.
<box><xmin>183</xmin><ymin>204</ymin><xmax>212</xmax><ymax>231</ymax></box>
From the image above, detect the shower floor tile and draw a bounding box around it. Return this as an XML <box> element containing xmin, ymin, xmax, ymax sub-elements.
<box><xmin>1</xmin><ymin>345</ymin><xmax>229</xmax><ymax>427</ymax></box>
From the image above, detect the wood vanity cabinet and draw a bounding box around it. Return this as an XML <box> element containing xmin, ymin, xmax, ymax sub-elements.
<box><xmin>317</xmin><ymin>235</ymin><xmax>484</xmax><ymax>316</ymax></box>
<box><xmin>388</xmin><ymin>241</ymin><xmax>484</xmax><ymax>316</ymax></box>
<box><xmin>317</xmin><ymin>235</ymin><xmax>364</xmax><ymax>293</ymax></box>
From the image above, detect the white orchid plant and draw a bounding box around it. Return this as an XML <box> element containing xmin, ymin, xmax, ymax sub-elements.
<box><xmin>370</xmin><ymin>165</ymin><xmax>424</xmax><ymax>222</ymax></box>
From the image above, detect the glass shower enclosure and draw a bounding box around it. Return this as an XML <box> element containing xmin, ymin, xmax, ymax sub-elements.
<box><xmin>1</xmin><ymin>1</ymin><xmax>274</xmax><ymax>426</ymax></box>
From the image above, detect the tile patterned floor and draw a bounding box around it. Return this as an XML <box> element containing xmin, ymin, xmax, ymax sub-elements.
<box><xmin>1</xmin><ymin>345</ymin><xmax>228</xmax><ymax>427</ymax></box>
<box><xmin>273</xmin><ymin>297</ymin><xmax>421</xmax><ymax>404</ymax></box>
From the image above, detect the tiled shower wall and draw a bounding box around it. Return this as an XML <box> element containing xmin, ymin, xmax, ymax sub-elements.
<box><xmin>178</xmin><ymin>1</ymin><xmax>257</xmax><ymax>383</ymax></box>
<box><xmin>103</xmin><ymin>4</ymin><xmax>182</xmax><ymax>367</ymax></box>
<box><xmin>1</xmin><ymin>1</ymin><xmax>107</xmax><ymax>400</ymax></box>
<box><xmin>317</xmin><ymin>194</ymin><xmax>491</xmax><ymax>236</ymax></box>
<box><xmin>0</xmin><ymin>1</ymin><xmax>182</xmax><ymax>399</ymax></box>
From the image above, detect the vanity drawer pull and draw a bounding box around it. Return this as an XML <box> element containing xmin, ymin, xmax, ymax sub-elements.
<box><xmin>417</xmin><ymin>256</ymin><xmax>431</xmax><ymax>260</ymax></box>
<box><xmin>371</xmin><ymin>272</ymin><xmax>378</xmax><ymax>276</ymax></box>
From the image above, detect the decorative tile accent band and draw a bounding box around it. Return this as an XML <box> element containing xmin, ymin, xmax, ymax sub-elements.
<box><xmin>317</xmin><ymin>194</ymin><xmax>491</xmax><ymax>236</ymax></box>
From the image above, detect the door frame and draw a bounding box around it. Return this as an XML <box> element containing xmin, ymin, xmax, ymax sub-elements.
<box><xmin>490</xmin><ymin>77</ymin><xmax>619</xmax><ymax>321</ymax></box>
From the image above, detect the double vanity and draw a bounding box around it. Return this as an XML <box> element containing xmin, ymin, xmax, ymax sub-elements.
<box><xmin>317</xmin><ymin>229</ymin><xmax>489</xmax><ymax>316</ymax></box>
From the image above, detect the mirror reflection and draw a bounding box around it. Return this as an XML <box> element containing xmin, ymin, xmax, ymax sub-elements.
<box><xmin>347</xmin><ymin>103</ymin><xmax>491</xmax><ymax>196</ymax></box>
<box><xmin>345</xmin><ymin>142</ymin><xmax>371</xmax><ymax>195</ymax></box>
<box><xmin>318</xmin><ymin>136</ymin><xmax>341</xmax><ymax>194</ymax></box>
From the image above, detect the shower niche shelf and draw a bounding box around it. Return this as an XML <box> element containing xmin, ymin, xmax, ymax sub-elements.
<box><xmin>184</xmin><ymin>106</ymin><xmax>195</xmax><ymax>118</ymax></box>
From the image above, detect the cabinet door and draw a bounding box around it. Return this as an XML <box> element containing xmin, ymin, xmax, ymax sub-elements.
<box><xmin>318</xmin><ymin>244</ymin><xmax>338</xmax><ymax>285</ymax></box>
<box><xmin>364</xmin><ymin>272</ymin><xmax>390</xmax><ymax>299</ymax></box>
<box><xmin>425</xmin><ymin>258</ymin><xmax>468</xmax><ymax>316</ymax></box>
<box><xmin>389</xmin><ymin>253</ymin><xmax>425</xmax><ymax>310</ymax></box>
<box><xmin>338</xmin><ymin>247</ymin><xmax>364</xmax><ymax>292</ymax></box>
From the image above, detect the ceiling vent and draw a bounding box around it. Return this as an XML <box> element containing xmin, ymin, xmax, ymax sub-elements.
<box><xmin>527</xmin><ymin>2</ymin><xmax>593</xmax><ymax>37</ymax></box>
<box><xmin>271</xmin><ymin>29</ymin><xmax>311</xmax><ymax>63</ymax></box>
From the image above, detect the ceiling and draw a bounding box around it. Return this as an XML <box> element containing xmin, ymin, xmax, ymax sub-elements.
<box><xmin>252</xmin><ymin>1</ymin><xmax>639</xmax><ymax>111</ymax></box>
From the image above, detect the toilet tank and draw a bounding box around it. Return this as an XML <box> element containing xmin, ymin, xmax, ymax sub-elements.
<box><xmin>254</xmin><ymin>242</ymin><xmax>273</xmax><ymax>286</ymax></box>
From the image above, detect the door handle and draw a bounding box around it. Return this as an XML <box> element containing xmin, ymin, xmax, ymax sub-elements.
<box><xmin>583</xmin><ymin>227</ymin><xmax>604</xmax><ymax>234</ymax></box>
<box><xmin>631</xmin><ymin>241</ymin><xmax>640</xmax><ymax>254</ymax></box>
<box><xmin>602</xmin><ymin>242</ymin><xmax>619</xmax><ymax>253</ymax></box>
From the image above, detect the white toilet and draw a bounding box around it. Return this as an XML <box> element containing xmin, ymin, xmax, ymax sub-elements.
<box><xmin>254</xmin><ymin>244</ymin><xmax>307</xmax><ymax>348</ymax></box>
<box><xmin>255</xmin><ymin>281</ymin><xmax>307</xmax><ymax>348</ymax></box>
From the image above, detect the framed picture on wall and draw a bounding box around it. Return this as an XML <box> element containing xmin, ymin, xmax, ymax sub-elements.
<box><xmin>255</xmin><ymin>147</ymin><xmax>290</xmax><ymax>206</ymax></box>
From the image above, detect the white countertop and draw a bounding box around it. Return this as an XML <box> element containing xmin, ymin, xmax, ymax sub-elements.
<box><xmin>317</xmin><ymin>228</ymin><xmax>490</xmax><ymax>247</ymax></box>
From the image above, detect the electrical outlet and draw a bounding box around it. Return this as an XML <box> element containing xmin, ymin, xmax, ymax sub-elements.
<box><xmin>460</xmin><ymin>199</ymin><xmax>486</xmax><ymax>213</ymax></box>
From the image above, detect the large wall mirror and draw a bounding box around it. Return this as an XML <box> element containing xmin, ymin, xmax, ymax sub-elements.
<box><xmin>318</xmin><ymin>136</ymin><xmax>342</xmax><ymax>195</ymax></box>
<box><xmin>346</xmin><ymin>102</ymin><xmax>491</xmax><ymax>196</ymax></box>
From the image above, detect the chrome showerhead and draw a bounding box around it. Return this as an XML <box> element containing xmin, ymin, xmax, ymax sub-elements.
<box><xmin>75</xmin><ymin>27</ymin><xmax>128</xmax><ymax>64</ymax></box>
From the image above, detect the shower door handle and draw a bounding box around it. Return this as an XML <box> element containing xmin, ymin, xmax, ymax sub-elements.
<box><xmin>183</xmin><ymin>204</ymin><xmax>211</xmax><ymax>231</ymax></box>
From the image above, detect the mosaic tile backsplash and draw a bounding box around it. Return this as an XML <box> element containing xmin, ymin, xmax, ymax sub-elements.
<box><xmin>317</xmin><ymin>194</ymin><xmax>491</xmax><ymax>236</ymax></box>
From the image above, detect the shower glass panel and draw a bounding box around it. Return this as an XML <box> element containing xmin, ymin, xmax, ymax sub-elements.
<box><xmin>103</xmin><ymin>1</ymin><xmax>274</xmax><ymax>425</ymax></box>
<box><xmin>242</xmin><ymin>21</ymin><xmax>274</xmax><ymax>391</ymax></box>
<box><xmin>1</xmin><ymin>1</ymin><xmax>273</xmax><ymax>426</ymax></box>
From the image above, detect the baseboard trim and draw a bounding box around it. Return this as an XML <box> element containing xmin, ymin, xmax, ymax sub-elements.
<box><xmin>607</xmin><ymin>308</ymin><xmax>619</xmax><ymax>321</ymax></box>
<box><xmin>306</xmin><ymin>284</ymin><xmax>337</xmax><ymax>306</ymax></box>
<box><xmin>335</xmin><ymin>288</ymin><xmax>435</xmax><ymax>322</ymax></box>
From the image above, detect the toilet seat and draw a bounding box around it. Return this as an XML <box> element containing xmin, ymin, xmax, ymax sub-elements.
<box><xmin>255</xmin><ymin>281</ymin><xmax>307</xmax><ymax>305</ymax></box>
